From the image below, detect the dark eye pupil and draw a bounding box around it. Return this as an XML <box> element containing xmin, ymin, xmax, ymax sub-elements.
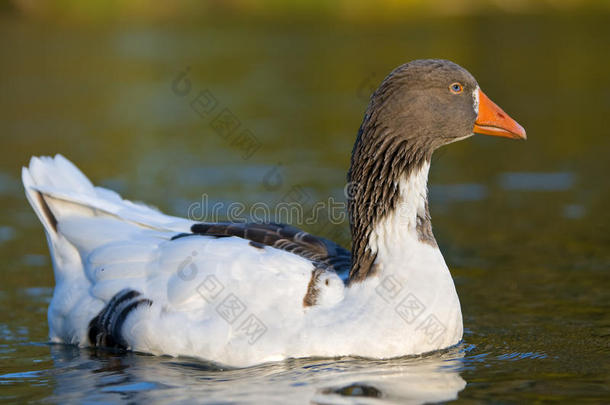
<box><xmin>453</xmin><ymin>84</ymin><xmax>461</xmax><ymax>91</ymax></box>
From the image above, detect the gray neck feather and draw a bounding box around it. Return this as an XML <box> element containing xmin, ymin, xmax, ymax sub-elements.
<box><xmin>347</xmin><ymin>100</ymin><xmax>436</xmax><ymax>283</ymax></box>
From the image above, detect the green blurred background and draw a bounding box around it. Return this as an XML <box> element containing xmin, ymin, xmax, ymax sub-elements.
<box><xmin>1</xmin><ymin>0</ymin><xmax>609</xmax><ymax>403</ymax></box>
<box><xmin>4</xmin><ymin>0</ymin><xmax>609</xmax><ymax>22</ymax></box>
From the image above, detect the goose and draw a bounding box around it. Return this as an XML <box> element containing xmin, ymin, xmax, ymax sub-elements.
<box><xmin>23</xmin><ymin>59</ymin><xmax>525</xmax><ymax>367</ymax></box>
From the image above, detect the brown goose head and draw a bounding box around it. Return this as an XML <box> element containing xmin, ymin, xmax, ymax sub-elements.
<box><xmin>357</xmin><ymin>59</ymin><xmax>525</xmax><ymax>155</ymax></box>
<box><xmin>348</xmin><ymin>59</ymin><xmax>525</xmax><ymax>283</ymax></box>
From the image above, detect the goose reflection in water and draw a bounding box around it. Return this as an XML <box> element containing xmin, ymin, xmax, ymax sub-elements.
<box><xmin>46</xmin><ymin>344</ymin><xmax>466</xmax><ymax>404</ymax></box>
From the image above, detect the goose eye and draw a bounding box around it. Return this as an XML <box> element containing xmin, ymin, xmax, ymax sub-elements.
<box><xmin>450</xmin><ymin>83</ymin><xmax>463</xmax><ymax>94</ymax></box>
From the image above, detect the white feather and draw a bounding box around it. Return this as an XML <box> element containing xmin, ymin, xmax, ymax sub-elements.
<box><xmin>23</xmin><ymin>154</ymin><xmax>462</xmax><ymax>367</ymax></box>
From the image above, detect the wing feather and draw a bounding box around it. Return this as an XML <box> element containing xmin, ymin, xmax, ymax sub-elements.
<box><xmin>189</xmin><ymin>222</ymin><xmax>351</xmax><ymax>280</ymax></box>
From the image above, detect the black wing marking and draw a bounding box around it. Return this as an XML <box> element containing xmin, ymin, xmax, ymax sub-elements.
<box><xmin>183</xmin><ymin>222</ymin><xmax>352</xmax><ymax>280</ymax></box>
<box><xmin>88</xmin><ymin>289</ymin><xmax>152</xmax><ymax>350</ymax></box>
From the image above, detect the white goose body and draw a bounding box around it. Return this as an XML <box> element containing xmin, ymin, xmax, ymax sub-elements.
<box><xmin>23</xmin><ymin>60</ymin><xmax>525</xmax><ymax>367</ymax></box>
<box><xmin>23</xmin><ymin>155</ymin><xmax>461</xmax><ymax>367</ymax></box>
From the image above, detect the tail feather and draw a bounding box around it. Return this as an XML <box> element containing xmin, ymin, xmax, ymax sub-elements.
<box><xmin>22</xmin><ymin>154</ymin><xmax>193</xmax><ymax>283</ymax></box>
<box><xmin>22</xmin><ymin>154</ymin><xmax>192</xmax><ymax>234</ymax></box>
<box><xmin>22</xmin><ymin>165</ymin><xmax>59</xmax><ymax>238</ymax></box>
<box><xmin>28</xmin><ymin>155</ymin><xmax>95</xmax><ymax>196</ymax></box>
<box><xmin>22</xmin><ymin>157</ymin><xmax>90</xmax><ymax>282</ymax></box>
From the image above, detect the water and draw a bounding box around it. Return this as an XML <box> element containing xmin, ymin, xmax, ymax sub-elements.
<box><xmin>1</xmin><ymin>12</ymin><xmax>609</xmax><ymax>403</ymax></box>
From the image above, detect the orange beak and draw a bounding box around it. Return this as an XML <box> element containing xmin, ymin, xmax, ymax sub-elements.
<box><xmin>474</xmin><ymin>89</ymin><xmax>526</xmax><ymax>140</ymax></box>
